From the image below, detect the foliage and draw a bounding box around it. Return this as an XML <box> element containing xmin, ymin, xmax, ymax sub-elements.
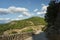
<box><xmin>44</xmin><ymin>1</ymin><xmax>60</xmax><ymax>40</ymax></box>
<box><xmin>0</xmin><ymin>17</ymin><xmax>45</xmax><ymax>35</ymax></box>
<box><xmin>10</xmin><ymin>31</ymin><xmax>17</xmax><ymax>34</ymax></box>
<box><xmin>45</xmin><ymin>1</ymin><xmax>59</xmax><ymax>31</ymax></box>
<box><xmin>21</xmin><ymin>28</ymin><xmax>33</xmax><ymax>32</ymax></box>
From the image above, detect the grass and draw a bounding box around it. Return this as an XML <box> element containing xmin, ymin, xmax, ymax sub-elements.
<box><xmin>21</xmin><ymin>28</ymin><xmax>33</xmax><ymax>32</ymax></box>
<box><xmin>10</xmin><ymin>31</ymin><xmax>17</xmax><ymax>34</ymax></box>
<box><xmin>0</xmin><ymin>17</ymin><xmax>46</xmax><ymax>35</ymax></box>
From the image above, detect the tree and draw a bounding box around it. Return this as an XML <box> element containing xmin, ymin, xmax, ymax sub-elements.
<box><xmin>44</xmin><ymin>0</ymin><xmax>59</xmax><ymax>40</ymax></box>
<box><xmin>45</xmin><ymin>1</ymin><xmax>58</xmax><ymax>31</ymax></box>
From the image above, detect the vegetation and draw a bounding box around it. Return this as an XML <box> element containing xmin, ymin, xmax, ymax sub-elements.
<box><xmin>21</xmin><ymin>28</ymin><xmax>33</xmax><ymax>32</ymax></box>
<box><xmin>45</xmin><ymin>0</ymin><xmax>60</xmax><ymax>40</ymax></box>
<box><xmin>45</xmin><ymin>0</ymin><xmax>59</xmax><ymax>32</ymax></box>
<box><xmin>10</xmin><ymin>31</ymin><xmax>17</xmax><ymax>34</ymax></box>
<box><xmin>45</xmin><ymin>1</ymin><xmax>58</xmax><ymax>27</ymax></box>
<box><xmin>0</xmin><ymin>17</ymin><xmax>45</xmax><ymax>35</ymax></box>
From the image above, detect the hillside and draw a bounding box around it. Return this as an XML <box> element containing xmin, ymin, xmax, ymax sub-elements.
<box><xmin>0</xmin><ymin>17</ymin><xmax>46</xmax><ymax>35</ymax></box>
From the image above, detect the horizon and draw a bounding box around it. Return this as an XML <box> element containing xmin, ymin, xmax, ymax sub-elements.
<box><xmin>0</xmin><ymin>0</ymin><xmax>50</xmax><ymax>23</ymax></box>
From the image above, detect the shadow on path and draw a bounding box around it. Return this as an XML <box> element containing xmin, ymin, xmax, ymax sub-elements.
<box><xmin>32</xmin><ymin>32</ymin><xmax>48</xmax><ymax>40</ymax></box>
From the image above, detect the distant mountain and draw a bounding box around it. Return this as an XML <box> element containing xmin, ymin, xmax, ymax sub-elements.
<box><xmin>0</xmin><ymin>17</ymin><xmax>46</xmax><ymax>35</ymax></box>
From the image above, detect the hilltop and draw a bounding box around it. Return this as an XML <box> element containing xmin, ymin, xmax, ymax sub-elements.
<box><xmin>0</xmin><ymin>17</ymin><xmax>46</xmax><ymax>35</ymax></box>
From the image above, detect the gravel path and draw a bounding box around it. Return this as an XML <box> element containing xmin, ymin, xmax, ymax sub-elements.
<box><xmin>25</xmin><ymin>31</ymin><xmax>48</xmax><ymax>40</ymax></box>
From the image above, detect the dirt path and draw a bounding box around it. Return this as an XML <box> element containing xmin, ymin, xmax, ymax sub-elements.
<box><xmin>25</xmin><ymin>31</ymin><xmax>48</xmax><ymax>40</ymax></box>
<box><xmin>4</xmin><ymin>25</ymin><xmax>45</xmax><ymax>35</ymax></box>
<box><xmin>4</xmin><ymin>25</ymin><xmax>47</xmax><ymax>40</ymax></box>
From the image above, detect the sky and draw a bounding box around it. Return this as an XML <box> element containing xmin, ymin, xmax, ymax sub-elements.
<box><xmin>0</xmin><ymin>0</ymin><xmax>50</xmax><ymax>23</ymax></box>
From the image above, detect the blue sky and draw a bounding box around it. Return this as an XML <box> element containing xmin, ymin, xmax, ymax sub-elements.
<box><xmin>0</xmin><ymin>0</ymin><xmax>50</xmax><ymax>23</ymax></box>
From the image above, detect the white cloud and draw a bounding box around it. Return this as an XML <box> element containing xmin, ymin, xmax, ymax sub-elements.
<box><xmin>0</xmin><ymin>4</ymin><xmax>48</xmax><ymax>23</ymax></box>
<box><xmin>0</xmin><ymin>6</ymin><xmax>31</xmax><ymax>16</ymax></box>
<box><xmin>11</xmin><ymin>18</ymin><xmax>20</xmax><ymax>20</ymax></box>
<box><xmin>37</xmin><ymin>11</ymin><xmax>46</xmax><ymax>14</ymax></box>
<box><xmin>18</xmin><ymin>15</ymin><xmax>23</xmax><ymax>18</ymax></box>
<box><xmin>8</xmin><ymin>6</ymin><xmax>28</xmax><ymax>13</ymax></box>
<box><xmin>41</xmin><ymin>4</ymin><xmax>48</xmax><ymax>11</ymax></box>
<box><xmin>22</xmin><ymin>12</ymin><xmax>31</xmax><ymax>16</ymax></box>
<box><xmin>0</xmin><ymin>18</ymin><xmax>10</xmax><ymax>20</ymax></box>
<box><xmin>34</xmin><ymin>9</ymin><xmax>38</xmax><ymax>12</ymax></box>
<box><xmin>41</xmin><ymin>4</ymin><xmax>45</xmax><ymax>6</ymax></box>
<box><xmin>37</xmin><ymin>4</ymin><xmax>48</xmax><ymax>15</ymax></box>
<box><xmin>10</xmin><ymin>17</ymin><xmax>25</xmax><ymax>21</ymax></box>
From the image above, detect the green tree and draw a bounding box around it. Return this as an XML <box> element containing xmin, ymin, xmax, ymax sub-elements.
<box><xmin>46</xmin><ymin>1</ymin><xmax>58</xmax><ymax>24</ymax></box>
<box><xmin>44</xmin><ymin>1</ymin><xmax>59</xmax><ymax>40</ymax></box>
<box><xmin>45</xmin><ymin>1</ymin><xmax>59</xmax><ymax>31</ymax></box>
